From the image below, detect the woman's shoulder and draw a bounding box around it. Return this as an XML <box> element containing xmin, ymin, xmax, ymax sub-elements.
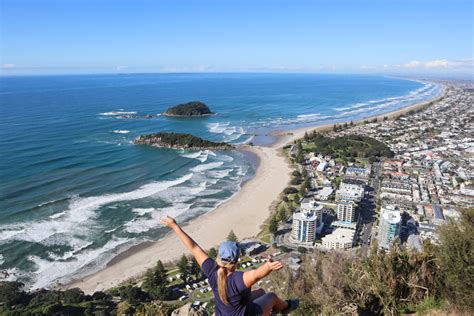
<box><xmin>201</xmin><ymin>257</ymin><xmax>217</xmax><ymax>275</ymax></box>
<box><xmin>229</xmin><ymin>270</ymin><xmax>249</xmax><ymax>292</ymax></box>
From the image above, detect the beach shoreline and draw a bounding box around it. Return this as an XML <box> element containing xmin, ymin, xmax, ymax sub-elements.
<box><xmin>61</xmin><ymin>84</ymin><xmax>446</xmax><ymax>294</ymax></box>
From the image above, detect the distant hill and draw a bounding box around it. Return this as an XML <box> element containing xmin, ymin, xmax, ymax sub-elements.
<box><xmin>163</xmin><ymin>101</ymin><xmax>213</xmax><ymax>117</ymax></box>
<box><xmin>133</xmin><ymin>132</ymin><xmax>234</xmax><ymax>150</ymax></box>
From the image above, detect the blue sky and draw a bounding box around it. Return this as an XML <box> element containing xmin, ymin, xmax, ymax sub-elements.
<box><xmin>1</xmin><ymin>0</ymin><xmax>472</xmax><ymax>76</ymax></box>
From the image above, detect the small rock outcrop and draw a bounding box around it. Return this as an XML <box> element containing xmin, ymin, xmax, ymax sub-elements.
<box><xmin>133</xmin><ymin>132</ymin><xmax>234</xmax><ymax>150</ymax></box>
<box><xmin>163</xmin><ymin>101</ymin><xmax>213</xmax><ymax>117</ymax></box>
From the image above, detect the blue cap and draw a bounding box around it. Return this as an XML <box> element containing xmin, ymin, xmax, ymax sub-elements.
<box><xmin>218</xmin><ymin>241</ymin><xmax>240</xmax><ymax>263</ymax></box>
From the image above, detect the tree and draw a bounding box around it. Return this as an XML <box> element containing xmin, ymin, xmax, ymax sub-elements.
<box><xmin>284</xmin><ymin>187</ymin><xmax>298</xmax><ymax>195</ymax></box>
<box><xmin>227</xmin><ymin>230</ymin><xmax>238</xmax><ymax>242</ymax></box>
<box><xmin>276</xmin><ymin>204</ymin><xmax>287</xmax><ymax>222</ymax></box>
<box><xmin>143</xmin><ymin>260</ymin><xmax>170</xmax><ymax>300</ymax></box>
<box><xmin>27</xmin><ymin>289</ymin><xmax>61</xmax><ymax>308</ymax></box>
<box><xmin>333</xmin><ymin>124</ymin><xmax>338</xmax><ymax>131</ymax></box>
<box><xmin>295</xmin><ymin>151</ymin><xmax>304</xmax><ymax>164</ymax></box>
<box><xmin>302</xmin><ymin>168</ymin><xmax>308</xmax><ymax>178</ymax></box>
<box><xmin>177</xmin><ymin>254</ymin><xmax>190</xmax><ymax>280</ymax></box>
<box><xmin>299</xmin><ymin>184</ymin><xmax>306</xmax><ymax>197</ymax></box>
<box><xmin>61</xmin><ymin>288</ymin><xmax>85</xmax><ymax>304</ymax></box>
<box><xmin>437</xmin><ymin>209</ymin><xmax>474</xmax><ymax>310</ymax></box>
<box><xmin>287</xmin><ymin>203</ymin><xmax>296</xmax><ymax>214</ymax></box>
<box><xmin>291</xmin><ymin>177</ymin><xmax>302</xmax><ymax>185</ymax></box>
<box><xmin>119</xmin><ymin>286</ymin><xmax>148</xmax><ymax>304</ymax></box>
<box><xmin>304</xmin><ymin>132</ymin><xmax>309</xmax><ymax>141</ymax></box>
<box><xmin>292</xmin><ymin>170</ymin><xmax>302</xmax><ymax>177</ymax></box>
<box><xmin>350</xmin><ymin>120</ymin><xmax>354</xmax><ymax>126</ymax></box>
<box><xmin>0</xmin><ymin>281</ymin><xmax>26</xmax><ymax>307</ymax></box>
<box><xmin>189</xmin><ymin>258</ymin><xmax>201</xmax><ymax>278</ymax></box>
<box><xmin>208</xmin><ymin>247</ymin><xmax>218</xmax><ymax>259</ymax></box>
<box><xmin>269</xmin><ymin>216</ymin><xmax>279</xmax><ymax>235</ymax></box>
<box><xmin>91</xmin><ymin>291</ymin><xmax>110</xmax><ymax>301</ymax></box>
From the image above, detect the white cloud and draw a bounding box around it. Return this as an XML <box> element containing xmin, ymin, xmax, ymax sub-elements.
<box><xmin>1</xmin><ymin>64</ymin><xmax>15</xmax><ymax>69</ymax></box>
<box><xmin>402</xmin><ymin>59</ymin><xmax>472</xmax><ymax>69</ymax></box>
<box><xmin>115</xmin><ymin>65</ymin><xmax>128</xmax><ymax>71</ymax></box>
<box><xmin>425</xmin><ymin>59</ymin><xmax>450</xmax><ymax>68</ymax></box>
<box><xmin>404</xmin><ymin>60</ymin><xmax>422</xmax><ymax>68</ymax></box>
<box><xmin>361</xmin><ymin>59</ymin><xmax>473</xmax><ymax>72</ymax></box>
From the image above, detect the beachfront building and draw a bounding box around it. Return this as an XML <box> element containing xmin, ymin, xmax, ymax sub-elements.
<box><xmin>300</xmin><ymin>199</ymin><xmax>325</xmax><ymax>233</ymax></box>
<box><xmin>316</xmin><ymin>186</ymin><xmax>333</xmax><ymax>200</ymax></box>
<box><xmin>376</xmin><ymin>210</ymin><xmax>401</xmax><ymax>249</ymax></box>
<box><xmin>336</xmin><ymin>200</ymin><xmax>357</xmax><ymax>223</ymax></box>
<box><xmin>321</xmin><ymin>228</ymin><xmax>355</xmax><ymax>250</ymax></box>
<box><xmin>345</xmin><ymin>166</ymin><xmax>371</xmax><ymax>179</ymax></box>
<box><xmin>335</xmin><ymin>181</ymin><xmax>365</xmax><ymax>202</ymax></box>
<box><xmin>291</xmin><ymin>211</ymin><xmax>318</xmax><ymax>244</ymax></box>
<box><xmin>316</xmin><ymin>161</ymin><xmax>328</xmax><ymax>172</ymax></box>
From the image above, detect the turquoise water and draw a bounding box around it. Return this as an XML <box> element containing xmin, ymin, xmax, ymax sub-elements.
<box><xmin>0</xmin><ymin>73</ymin><xmax>440</xmax><ymax>288</ymax></box>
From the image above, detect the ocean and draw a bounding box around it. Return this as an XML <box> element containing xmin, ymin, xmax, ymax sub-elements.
<box><xmin>0</xmin><ymin>73</ymin><xmax>441</xmax><ymax>289</ymax></box>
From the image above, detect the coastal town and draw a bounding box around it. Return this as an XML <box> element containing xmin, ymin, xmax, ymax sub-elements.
<box><xmin>2</xmin><ymin>0</ymin><xmax>472</xmax><ymax>314</ymax></box>
<box><xmin>1</xmin><ymin>82</ymin><xmax>472</xmax><ymax>315</ymax></box>
<box><xmin>275</xmin><ymin>82</ymin><xmax>473</xmax><ymax>256</ymax></box>
<box><xmin>104</xmin><ymin>81</ymin><xmax>474</xmax><ymax>313</ymax></box>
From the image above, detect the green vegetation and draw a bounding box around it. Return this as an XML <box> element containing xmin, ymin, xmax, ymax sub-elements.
<box><xmin>0</xmin><ymin>283</ymin><xmax>117</xmax><ymax>315</ymax></box>
<box><xmin>134</xmin><ymin>132</ymin><xmax>234</xmax><ymax>150</ymax></box>
<box><xmin>270</xmin><ymin>208</ymin><xmax>474</xmax><ymax>315</ymax></box>
<box><xmin>1</xmin><ymin>205</ymin><xmax>470</xmax><ymax>315</ymax></box>
<box><xmin>268</xmin><ymin>216</ymin><xmax>279</xmax><ymax>235</ymax></box>
<box><xmin>227</xmin><ymin>229</ymin><xmax>238</xmax><ymax>242</ymax></box>
<box><xmin>208</xmin><ymin>247</ymin><xmax>218</xmax><ymax>259</ymax></box>
<box><xmin>436</xmin><ymin>208</ymin><xmax>474</xmax><ymax>308</ymax></box>
<box><xmin>303</xmin><ymin>133</ymin><xmax>394</xmax><ymax>162</ymax></box>
<box><xmin>283</xmin><ymin>187</ymin><xmax>298</xmax><ymax>195</ymax></box>
<box><xmin>163</xmin><ymin>101</ymin><xmax>213</xmax><ymax>116</ymax></box>
<box><xmin>292</xmin><ymin>170</ymin><xmax>302</xmax><ymax>177</ymax></box>
<box><xmin>177</xmin><ymin>254</ymin><xmax>190</xmax><ymax>280</ymax></box>
<box><xmin>142</xmin><ymin>260</ymin><xmax>170</xmax><ymax>300</ymax></box>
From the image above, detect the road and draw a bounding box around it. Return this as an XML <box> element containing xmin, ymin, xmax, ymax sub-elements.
<box><xmin>359</xmin><ymin>162</ymin><xmax>381</xmax><ymax>256</ymax></box>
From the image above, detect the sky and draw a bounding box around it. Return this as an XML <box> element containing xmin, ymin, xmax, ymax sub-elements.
<box><xmin>1</xmin><ymin>0</ymin><xmax>473</xmax><ymax>77</ymax></box>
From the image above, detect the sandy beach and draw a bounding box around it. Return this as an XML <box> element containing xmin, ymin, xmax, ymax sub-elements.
<box><xmin>63</xmin><ymin>145</ymin><xmax>292</xmax><ymax>293</ymax></box>
<box><xmin>63</xmin><ymin>85</ymin><xmax>446</xmax><ymax>294</ymax></box>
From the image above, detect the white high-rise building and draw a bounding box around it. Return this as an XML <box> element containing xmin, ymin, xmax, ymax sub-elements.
<box><xmin>336</xmin><ymin>200</ymin><xmax>357</xmax><ymax>223</ymax></box>
<box><xmin>291</xmin><ymin>211</ymin><xmax>317</xmax><ymax>244</ymax></box>
<box><xmin>377</xmin><ymin>210</ymin><xmax>401</xmax><ymax>249</ymax></box>
<box><xmin>300</xmin><ymin>199</ymin><xmax>323</xmax><ymax>229</ymax></box>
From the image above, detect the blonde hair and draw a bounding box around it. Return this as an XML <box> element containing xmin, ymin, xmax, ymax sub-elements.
<box><xmin>216</xmin><ymin>257</ymin><xmax>237</xmax><ymax>304</ymax></box>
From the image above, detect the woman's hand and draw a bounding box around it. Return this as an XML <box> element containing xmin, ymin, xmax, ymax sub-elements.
<box><xmin>160</xmin><ymin>216</ymin><xmax>178</xmax><ymax>229</ymax></box>
<box><xmin>267</xmin><ymin>258</ymin><xmax>284</xmax><ymax>271</ymax></box>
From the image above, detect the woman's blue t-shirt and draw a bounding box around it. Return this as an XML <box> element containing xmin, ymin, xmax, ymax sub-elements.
<box><xmin>201</xmin><ymin>258</ymin><xmax>252</xmax><ymax>315</ymax></box>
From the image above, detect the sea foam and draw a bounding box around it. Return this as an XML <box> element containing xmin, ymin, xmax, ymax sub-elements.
<box><xmin>99</xmin><ymin>111</ymin><xmax>137</xmax><ymax>116</ymax></box>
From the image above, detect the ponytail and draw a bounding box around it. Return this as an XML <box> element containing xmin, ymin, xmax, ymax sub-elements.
<box><xmin>216</xmin><ymin>258</ymin><xmax>236</xmax><ymax>305</ymax></box>
<box><xmin>217</xmin><ymin>265</ymin><xmax>229</xmax><ymax>304</ymax></box>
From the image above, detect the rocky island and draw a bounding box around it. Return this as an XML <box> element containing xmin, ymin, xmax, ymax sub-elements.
<box><xmin>163</xmin><ymin>101</ymin><xmax>214</xmax><ymax>117</ymax></box>
<box><xmin>133</xmin><ymin>132</ymin><xmax>234</xmax><ymax>150</ymax></box>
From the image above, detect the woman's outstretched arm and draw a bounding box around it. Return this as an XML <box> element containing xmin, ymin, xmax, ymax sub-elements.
<box><xmin>243</xmin><ymin>258</ymin><xmax>283</xmax><ymax>288</ymax></box>
<box><xmin>160</xmin><ymin>216</ymin><xmax>209</xmax><ymax>267</ymax></box>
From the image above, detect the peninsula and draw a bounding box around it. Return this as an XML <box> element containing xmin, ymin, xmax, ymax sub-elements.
<box><xmin>163</xmin><ymin>101</ymin><xmax>213</xmax><ymax>117</ymax></box>
<box><xmin>133</xmin><ymin>132</ymin><xmax>234</xmax><ymax>150</ymax></box>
